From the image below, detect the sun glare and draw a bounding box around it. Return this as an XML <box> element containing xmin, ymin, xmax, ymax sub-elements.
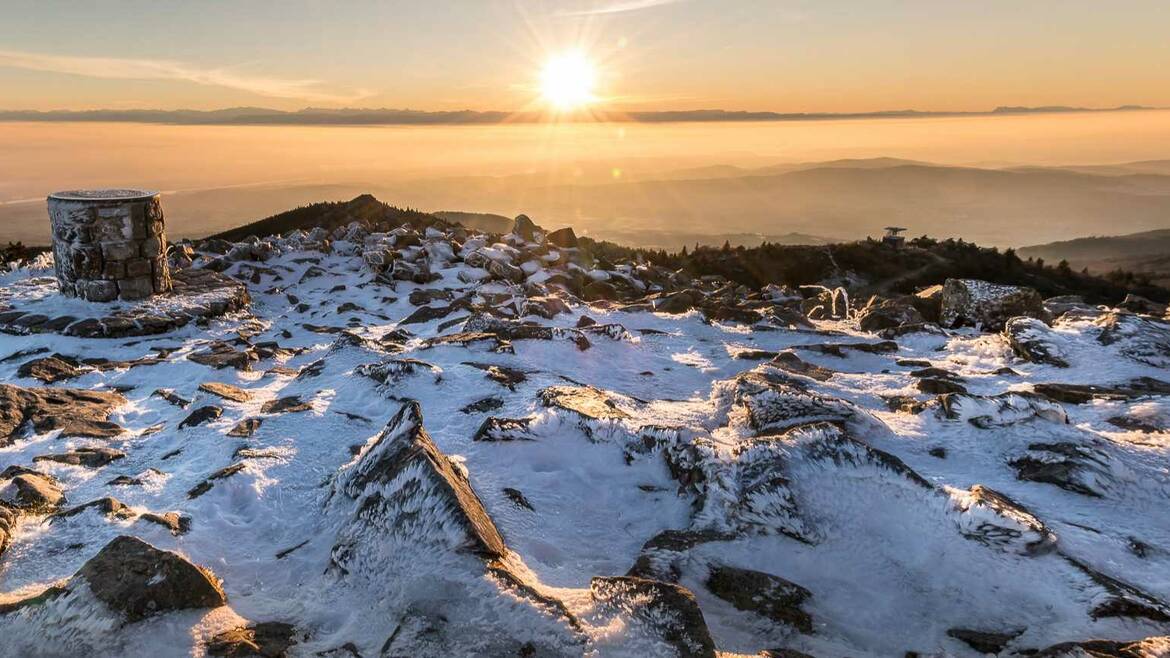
<box><xmin>540</xmin><ymin>51</ymin><xmax>596</xmax><ymax>110</ymax></box>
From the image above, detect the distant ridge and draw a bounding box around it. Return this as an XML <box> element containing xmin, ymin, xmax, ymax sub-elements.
<box><xmin>209</xmin><ymin>194</ymin><xmax>439</xmax><ymax>242</ymax></box>
<box><xmin>0</xmin><ymin>105</ymin><xmax>1158</xmax><ymax>126</ymax></box>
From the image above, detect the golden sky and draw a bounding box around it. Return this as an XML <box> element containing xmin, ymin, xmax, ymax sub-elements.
<box><xmin>1</xmin><ymin>0</ymin><xmax>1168</xmax><ymax>113</ymax></box>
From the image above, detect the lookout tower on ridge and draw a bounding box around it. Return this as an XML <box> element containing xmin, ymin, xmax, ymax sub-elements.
<box><xmin>882</xmin><ymin>226</ymin><xmax>907</xmax><ymax>249</ymax></box>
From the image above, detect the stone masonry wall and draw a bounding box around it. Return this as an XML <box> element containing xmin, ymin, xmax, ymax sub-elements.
<box><xmin>47</xmin><ymin>190</ymin><xmax>172</xmax><ymax>302</ymax></box>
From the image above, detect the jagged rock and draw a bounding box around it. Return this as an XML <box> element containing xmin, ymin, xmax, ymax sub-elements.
<box><xmin>153</xmin><ymin>388</ymin><xmax>191</xmax><ymax>408</ymax></box>
<box><xmin>627</xmin><ymin>529</ymin><xmax>734</xmax><ymax>582</ymax></box>
<box><xmin>706</xmin><ymin>565</ymin><xmax>812</xmax><ymax>632</ymax></box>
<box><xmin>207</xmin><ymin>621</ymin><xmax>297</xmax><ymax>657</ymax></box>
<box><xmin>950</xmin><ymin>485</ymin><xmax>1057</xmax><ymax>555</ymax></box>
<box><xmin>1004</xmin><ymin>316</ymin><xmax>1070</xmax><ymax>367</ymax></box>
<box><xmin>188</xmin><ymin>462</ymin><xmax>247</xmax><ymax>498</ymax></box>
<box><xmin>539</xmin><ymin>385</ymin><xmax>629</xmax><ymax>421</ymax></box>
<box><xmin>75</xmin><ymin>535</ymin><xmax>226</xmax><ymax>621</ymax></box>
<box><xmin>179</xmin><ymin>405</ymin><xmax>223</xmax><ymax>429</ymax></box>
<box><xmin>227</xmin><ymin>418</ymin><xmax>263</xmax><ymax>437</ymax></box>
<box><xmin>461</xmin><ymin>396</ymin><xmax>504</xmax><ymax>414</ymax></box>
<box><xmin>502</xmin><ymin>487</ymin><xmax>534</xmax><ymax>511</ymax></box>
<box><xmin>939</xmin><ymin>391</ymin><xmax>1068</xmax><ymax>428</ymax></box>
<box><xmin>1066</xmin><ymin>556</ymin><xmax>1170</xmax><ymax>623</ymax></box>
<box><xmin>856</xmin><ymin>296</ymin><xmax>924</xmax><ymax>332</ymax></box>
<box><xmin>463</xmin><ymin>362</ymin><xmax>527</xmax><ymax>389</ymax></box>
<box><xmin>722</xmin><ymin>369</ymin><xmax>855</xmax><ymax>435</ymax></box>
<box><xmin>939</xmin><ymin>278</ymin><xmax>1048</xmax><ymax>332</ymax></box>
<box><xmin>1096</xmin><ymin>313</ymin><xmax>1170</xmax><ymax>368</ymax></box>
<box><xmin>199</xmin><ymin>382</ymin><xmax>252</xmax><ymax>403</ymax></box>
<box><xmin>356</xmin><ymin>357</ymin><xmax>441</xmax><ymax>385</ymax></box>
<box><xmin>34</xmin><ymin>446</ymin><xmax>126</xmax><ymax>468</ymax></box>
<box><xmin>474</xmin><ymin>416</ymin><xmax>537</xmax><ymax>442</ymax></box>
<box><xmin>1010</xmin><ymin>442</ymin><xmax>1113</xmax><ymax>497</ymax></box>
<box><xmin>0</xmin><ymin>384</ymin><xmax>125</xmax><ymax>446</ymax></box>
<box><xmin>332</xmin><ymin>401</ymin><xmax>507</xmax><ymax>562</ymax></box>
<box><xmin>261</xmin><ymin>396</ymin><xmax>313</xmax><ymax>414</ymax></box>
<box><xmin>947</xmin><ymin>628</ymin><xmax>1024</xmax><ymax>654</ymax></box>
<box><xmin>590</xmin><ymin>576</ymin><xmax>716</xmax><ymax>658</ymax></box>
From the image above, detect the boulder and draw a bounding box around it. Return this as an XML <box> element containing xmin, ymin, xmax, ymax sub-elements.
<box><xmin>705</xmin><ymin>565</ymin><xmax>812</xmax><ymax>632</ymax></box>
<box><xmin>545</xmin><ymin>226</ymin><xmax>577</xmax><ymax>248</ymax></box>
<box><xmin>582</xmin><ymin>280</ymin><xmax>620</xmax><ymax>302</ymax></box>
<box><xmin>511</xmin><ymin>214</ymin><xmax>539</xmax><ymax>242</ymax></box>
<box><xmin>1</xmin><ymin>469</ymin><xmax>65</xmax><ymax>512</ymax></box>
<box><xmin>74</xmin><ymin>535</ymin><xmax>226</xmax><ymax>621</ymax></box>
<box><xmin>856</xmin><ymin>296</ymin><xmax>924</xmax><ymax>332</ymax></box>
<box><xmin>590</xmin><ymin>576</ymin><xmax>716</xmax><ymax>658</ymax></box>
<box><xmin>911</xmin><ymin>284</ymin><xmax>944</xmax><ymax>323</ymax></box>
<box><xmin>939</xmin><ymin>278</ymin><xmax>1048</xmax><ymax>331</ymax></box>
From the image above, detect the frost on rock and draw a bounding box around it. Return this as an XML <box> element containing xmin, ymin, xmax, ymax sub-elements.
<box><xmin>948</xmin><ymin>485</ymin><xmax>1058</xmax><ymax>555</ymax></box>
<box><xmin>328</xmin><ymin>401</ymin><xmax>582</xmax><ymax>654</ymax></box>
<box><xmin>940</xmin><ymin>278</ymin><xmax>1048</xmax><ymax>331</ymax></box>
<box><xmin>1096</xmin><ymin>312</ymin><xmax>1170</xmax><ymax>368</ymax></box>
<box><xmin>939</xmin><ymin>391</ymin><xmax>1069</xmax><ymax>428</ymax></box>
<box><xmin>1005</xmin><ymin>316</ymin><xmax>1071</xmax><ymax>367</ymax></box>
<box><xmin>3</xmin><ymin>209</ymin><xmax>1170</xmax><ymax>657</ymax></box>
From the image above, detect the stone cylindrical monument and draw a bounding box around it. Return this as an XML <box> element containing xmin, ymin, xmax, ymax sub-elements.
<box><xmin>47</xmin><ymin>189</ymin><xmax>172</xmax><ymax>302</ymax></box>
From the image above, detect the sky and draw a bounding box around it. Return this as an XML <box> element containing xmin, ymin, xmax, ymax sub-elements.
<box><xmin>1</xmin><ymin>0</ymin><xmax>1168</xmax><ymax>113</ymax></box>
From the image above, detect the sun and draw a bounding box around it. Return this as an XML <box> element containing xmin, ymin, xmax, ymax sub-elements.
<box><xmin>540</xmin><ymin>51</ymin><xmax>596</xmax><ymax>110</ymax></box>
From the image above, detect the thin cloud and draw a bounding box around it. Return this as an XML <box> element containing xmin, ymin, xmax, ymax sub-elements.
<box><xmin>560</xmin><ymin>0</ymin><xmax>688</xmax><ymax>17</ymax></box>
<box><xmin>0</xmin><ymin>49</ymin><xmax>369</xmax><ymax>104</ymax></box>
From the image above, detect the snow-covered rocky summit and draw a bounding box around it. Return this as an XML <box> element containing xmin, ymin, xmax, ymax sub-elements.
<box><xmin>1</xmin><ymin>210</ymin><xmax>1170</xmax><ymax>657</ymax></box>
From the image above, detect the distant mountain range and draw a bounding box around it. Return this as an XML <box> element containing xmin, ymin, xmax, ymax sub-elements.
<box><xmin>0</xmin><ymin>105</ymin><xmax>1157</xmax><ymax>126</ymax></box>
<box><xmin>3</xmin><ymin>156</ymin><xmax>1169</xmax><ymax>248</ymax></box>
<box><xmin>1020</xmin><ymin>228</ymin><xmax>1170</xmax><ymax>285</ymax></box>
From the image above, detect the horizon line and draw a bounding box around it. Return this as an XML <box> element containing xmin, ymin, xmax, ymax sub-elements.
<box><xmin>0</xmin><ymin>104</ymin><xmax>1159</xmax><ymax>126</ymax></box>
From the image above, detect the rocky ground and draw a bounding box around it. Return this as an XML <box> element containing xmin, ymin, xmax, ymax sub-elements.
<box><xmin>1</xmin><ymin>212</ymin><xmax>1169</xmax><ymax>657</ymax></box>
